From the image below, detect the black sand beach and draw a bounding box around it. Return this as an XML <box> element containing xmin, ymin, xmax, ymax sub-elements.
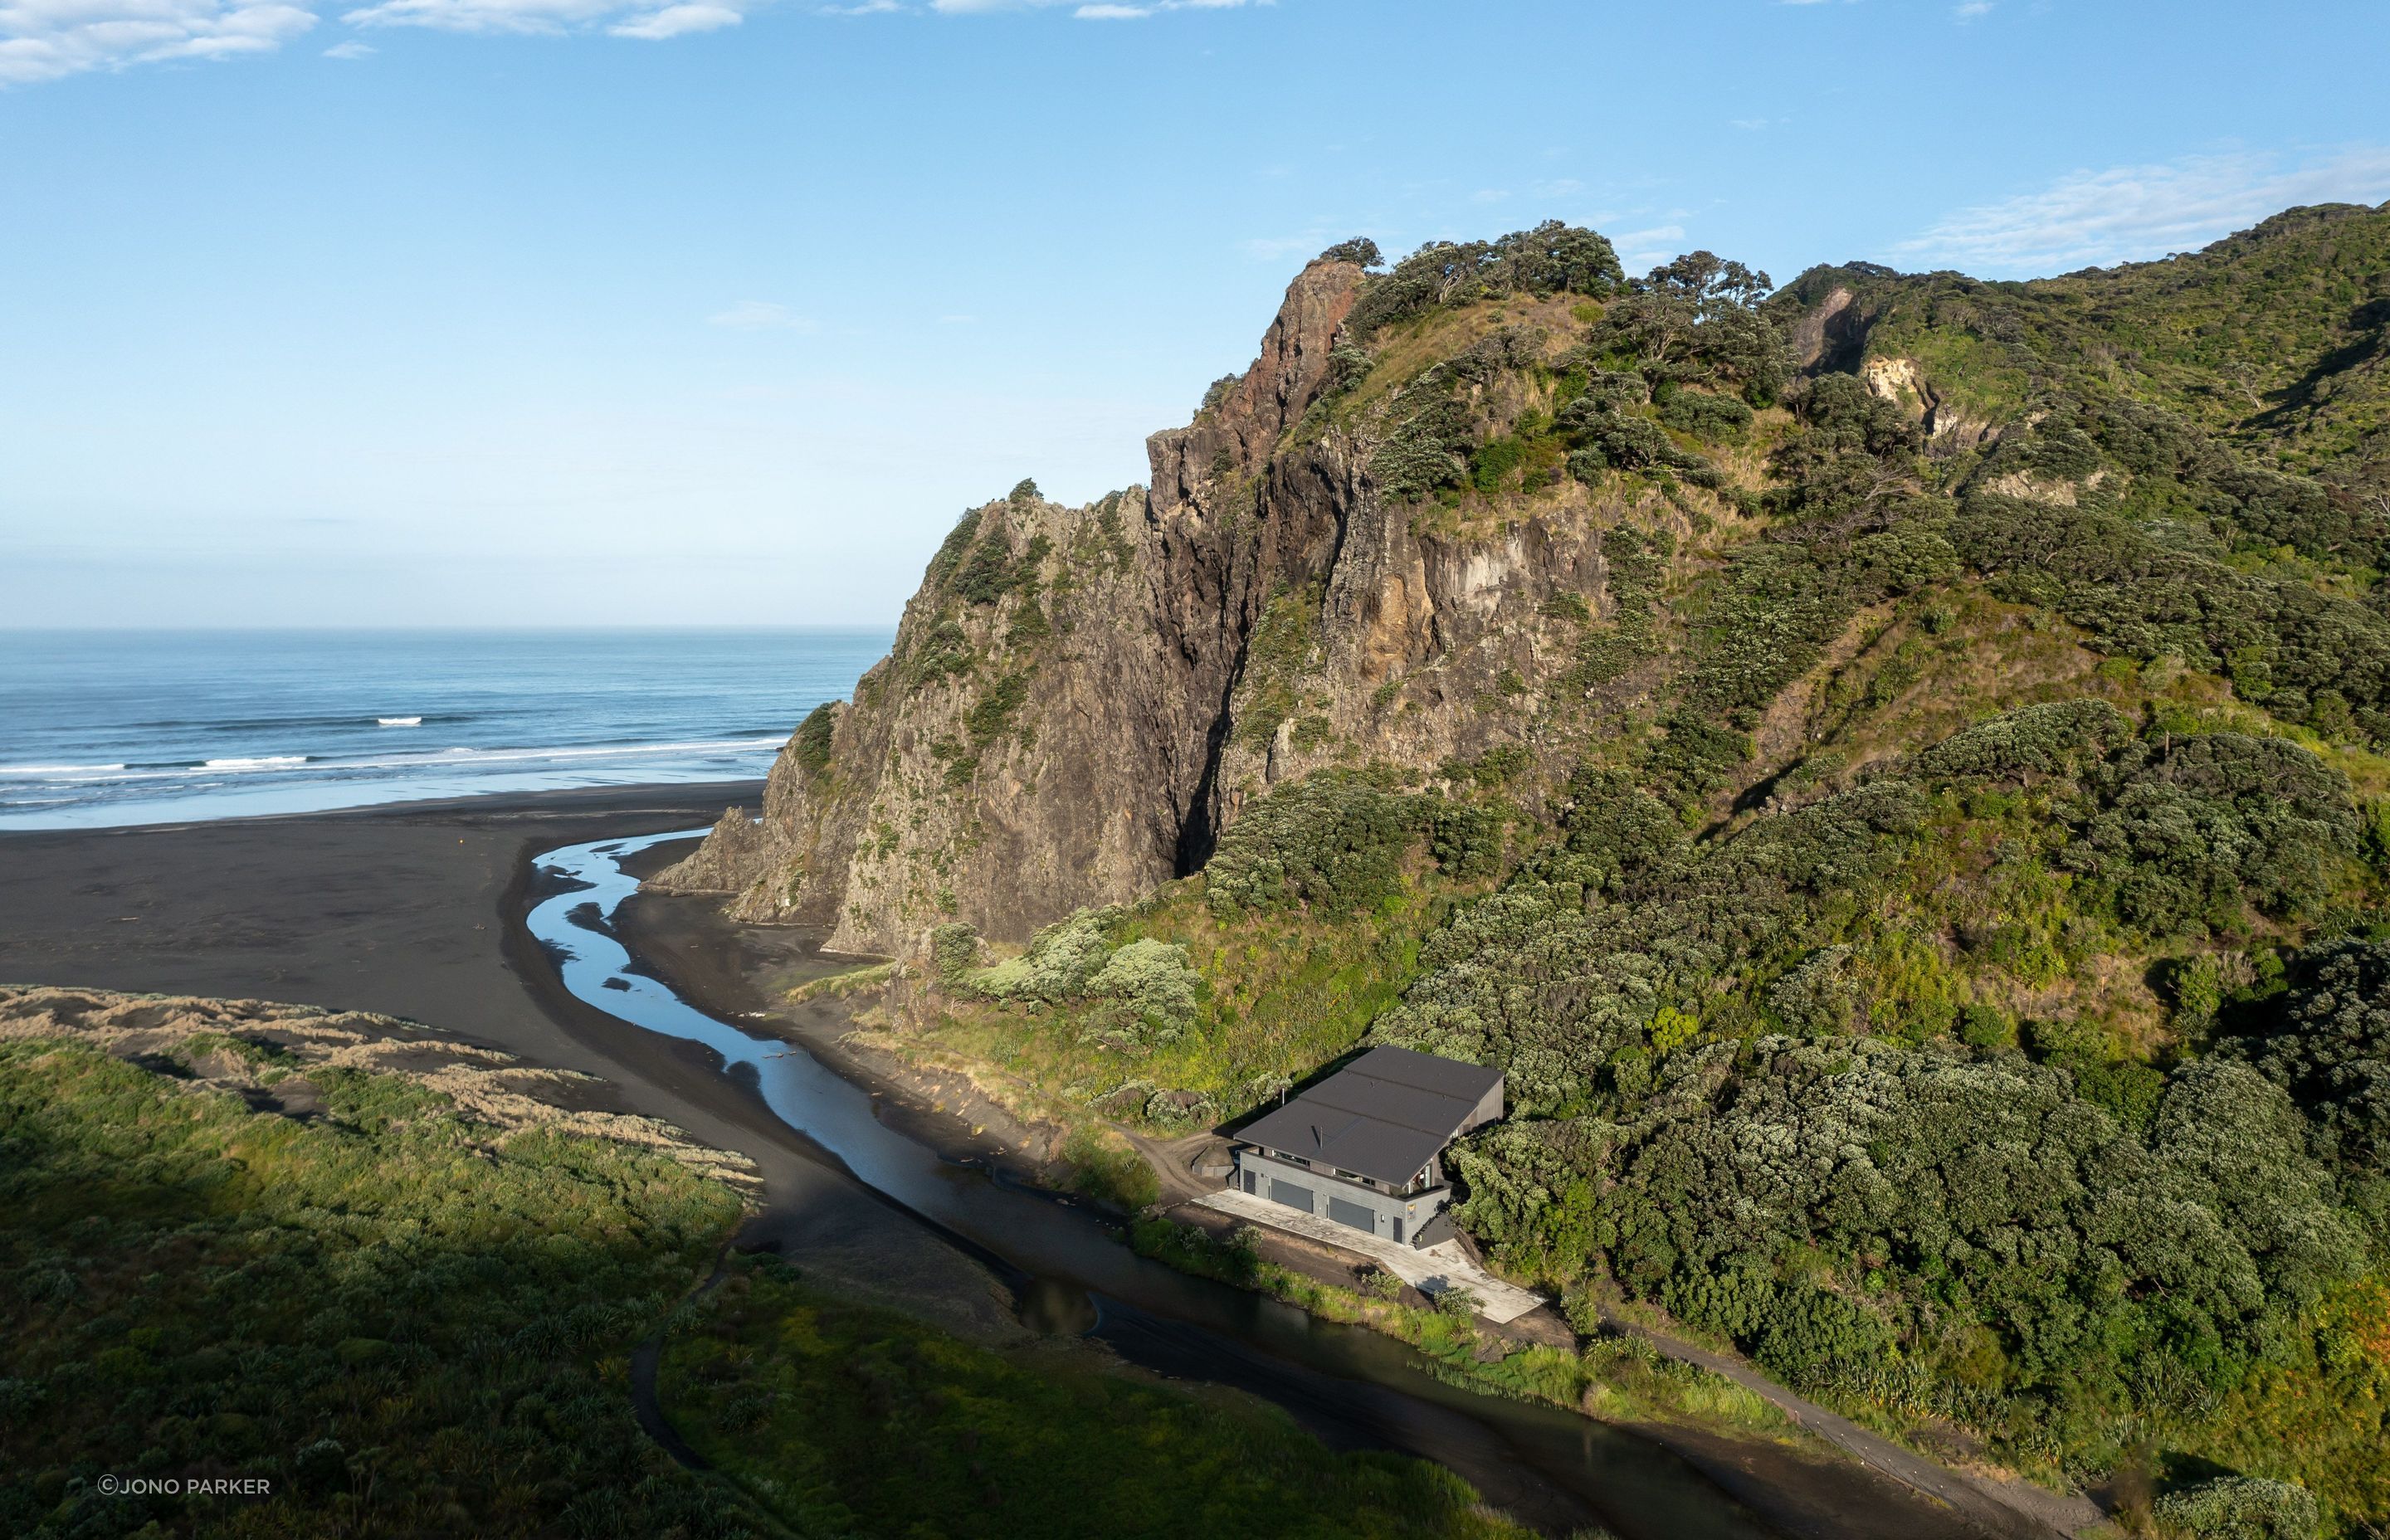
<box><xmin>0</xmin><ymin>782</ymin><xmax>1021</xmax><ymax>1336</ymax></box>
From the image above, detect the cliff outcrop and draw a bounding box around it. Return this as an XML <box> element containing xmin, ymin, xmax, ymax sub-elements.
<box><xmin>657</xmin><ymin>204</ymin><xmax>2390</xmax><ymax>959</ymax></box>
<box><xmin>652</xmin><ymin>245</ymin><xmax>1680</xmax><ymax>953</ymax></box>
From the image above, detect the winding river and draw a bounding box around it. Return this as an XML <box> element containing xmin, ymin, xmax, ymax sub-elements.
<box><xmin>528</xmin><ymin>830</ymin><xmax>1777</xmax><ymax>1539</ymax></box>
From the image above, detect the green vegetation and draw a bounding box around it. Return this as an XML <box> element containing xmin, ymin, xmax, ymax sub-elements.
<box><xmin>2</xmin><ymin>991</ymin><xmax>1539</xmax><ymax>1538</ymax></box>
<box><xmin>663</xmin><ymin>1254</ymin><xmax>1529</xmax><ymax>1540</ymax></box>
<box><xmin>791</xmin><ymin>699</ymin><xmax>839</xmax><ymax>779</ymax></box>
<box><xmin>904</xmin><ymin>207</ymin><xmax>2390</xmax><ymax>1527</ymax></box>
<box><xmin>0</xmin><ymin>1004</ymin><xmax>750</xmax><ymax>1539</ymax></box>
<box><xmin>1344</xmin><ymin>220</ymin><xmax>1622</xmax><ymax>337</ymax></box>
<box><xmin>1126</xmin><ymin>1217</ymin><xmax>1790</xmax><ymax>1438</ymax></box>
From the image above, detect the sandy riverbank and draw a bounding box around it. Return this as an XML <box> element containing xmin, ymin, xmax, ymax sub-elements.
<box><xmin>0</xmin><ymin>782</ymin><xmax>1022</xmax><ymax>1340</ymax></box>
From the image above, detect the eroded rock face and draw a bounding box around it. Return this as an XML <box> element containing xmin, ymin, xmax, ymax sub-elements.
<box><xmin>1862</xmin><ymin>354</ymin><xmax>1997</xmax><ymax>451</ymax></box>
<box><xmin>651</xmin><ymin>256</ymin><xmax>1683</xmax><ymax>954</ymax></box>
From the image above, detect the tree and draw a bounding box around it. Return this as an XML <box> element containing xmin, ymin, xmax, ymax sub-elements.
<box><xmin>1592</xmin><ymin>249</ymin><xmax>1787</xmax><ymax>399</ymax></box>
<box><xmin>1315</xmin><ymin>236</ymin><xmax>1382</xmax><ymax>267</ymax></box>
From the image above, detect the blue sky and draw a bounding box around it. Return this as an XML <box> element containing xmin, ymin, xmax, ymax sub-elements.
<box><xmin>5</xmin><ymin>0</ymin><xmax>2388</xmax><ymax>628</ymax></box>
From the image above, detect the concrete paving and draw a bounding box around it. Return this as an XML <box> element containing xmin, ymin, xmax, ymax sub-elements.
<box><xmin>1191</xmin><ymin>1187</ymin><xmax>1548</xmax><ymax>1323</ymax></box>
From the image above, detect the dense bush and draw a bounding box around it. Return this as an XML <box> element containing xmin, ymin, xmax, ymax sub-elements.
<box><xmin>1087</xmin><ymin>938</ymin><xmax>1204</xmax><ymax>1040</ymax></box>
<box><xmin>2153</xmin><ymin>1475</ymin><xmax>2322</xmax><ymax>1540</ymax></box>
<box><xmin>2226</xmin><ymin>938</ymin><xmax>2390</xmax><ymax>1177</ymax></box>
<box><xmin>1364</xmin><ymin>696</ymin><xmax>2384</xmax><ymax>1469</ymax></box>
<box><xmin>1205</xmin><ymin>774</ymin><xmax>1432</xmax><ymax>915</ymax></box>
<box><xmin>1588</xmin><ymin>250</ymin><xmax>1786</xmax><ymax>402</ymax></box>
<box><xmin>791</xmin><ymin>699</ymin><xmax>839</xmax><ymax>778</ymax></box>
<box><xmin>0</xmin><ymin>1031</ymin><xmax>752</xmax><ymax>1539</ymax></box>
<box><xmin>1347</xmin><ymin>222</ymin><xmax>1622</xmax><ymax>336</ymax></box>
<box><xmin>2058</xmin><ymin>733</ymin><xmax>2358</xmax><ymax>936</ymax></box>
<box><xmin>951</xmin><ymin>909</ymin><xmax>1204</xmax><ymax>1050</ymax></box>
<box><xmin>1656</xmin><ymin>386</ymin><xmax>1755</xmax><ymax>443</ymax></box>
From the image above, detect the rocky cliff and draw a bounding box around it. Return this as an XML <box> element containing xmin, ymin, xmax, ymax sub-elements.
<box><xmin>656</xmin><ymin>244</ymin><xmax>1662</xmax><ymax>953</ymax></box>
<box><xmin>657</xmin><ymin>206</ymin><xmax>2390</xmax><ymax>958</ymax></box>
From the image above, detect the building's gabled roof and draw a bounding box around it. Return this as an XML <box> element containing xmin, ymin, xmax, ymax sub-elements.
<box><xmin>1235</xmin><ymin>1046</ymin><xmax>1501</xmax><ymax>1187</ymax></box>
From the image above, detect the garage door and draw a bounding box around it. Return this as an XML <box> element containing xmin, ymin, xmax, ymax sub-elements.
<box><xmin>1267</xmin><ymin>1178</ymin><xmax>1314</xmax><ymax>1213</ymax></box>
<box><xmin>1328</xmin><ymin>1196</ymin><xmax>1377</xmax><ymax>1234</ymax></box>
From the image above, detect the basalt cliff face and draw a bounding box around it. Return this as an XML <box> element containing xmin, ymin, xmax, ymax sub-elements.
<box><xmin>654</xmin><ymin>255</ymin><xmax>1647</xmax><ymax>953</ymax></box>
<box><xmin>657</xmin><ymin>204</ymin><xmax>2390</xmax><ymax>958</ymax></box>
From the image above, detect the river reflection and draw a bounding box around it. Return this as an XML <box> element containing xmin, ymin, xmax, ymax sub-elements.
<box><xmin>529</xmin><ymin>831</ymin><xmax>1777</xmax><ymax>1540</ymax></box>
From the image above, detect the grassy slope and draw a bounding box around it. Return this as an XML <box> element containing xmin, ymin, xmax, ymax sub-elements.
<box><xmin>0</xmin><ymin>1031</ymin><xmax>749</xmax><ymax>1539</ymax></box>
<box><xmin>0</xmin><ymin>1004</ymin><xmax>1534</xmax><ymax>1540</ymax></box>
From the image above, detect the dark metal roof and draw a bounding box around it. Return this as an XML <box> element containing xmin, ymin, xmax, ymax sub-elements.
<box><xmin>1236</xmin><ymin>1047</ymin><xmax>1502</xmax><ymax>1187</ymax></box>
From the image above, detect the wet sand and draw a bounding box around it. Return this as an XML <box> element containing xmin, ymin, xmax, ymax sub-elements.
<box><xmin>0</xmin><ymin>783</ymin><xmax>1021</xmax><ymax>1338</ymax></box>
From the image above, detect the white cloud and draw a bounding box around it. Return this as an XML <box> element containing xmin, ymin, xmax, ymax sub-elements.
<box><xmin>1240</xmin><ymin>231</ymin><xmax>1335</xmax><ymax>261</ymax></box>
<box><xmin>1900</xmin><ymin>145</ymin><xmax>2390</xmax><ymax>276</ymax></box>
<box><xmin>0</xmin><ymin>0</ymin><xmax>315</xmax><ymax>84</ymax></box>
<box><xmin>610</xmin><ymin>1</ymin><xmax>736</xmax><ymax>33</ymax></box>
<box><xmin>708</xmin><ymin>300</ymin><xmax>817</xmax><ymax>331</ymax></box>
<box><xmin>934</xmin><ymin>0</ymin><xmax>1257</xmax><ymax>12</ymax></box>
<box><xmin>345</xmin><ymin>0</ymin><xmax>643</xmax><ymax>33</ymax></box>
<box><xmin>1615</xmin><ymin>223</ymin><xmax>1685</xmax><ymax>272</ymax></box>
<box><xmin>1953</xmin><ymin>0</ymin><xmax>1992</xmax><ymax>19</ymax></box>
<box><xmin>0</xmin><ymin>0</ymin><xmax>1246</xmax><ymax>85</ymax></box>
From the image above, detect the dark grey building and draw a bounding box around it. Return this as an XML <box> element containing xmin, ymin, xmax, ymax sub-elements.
<box><xmin>1230</xmin><ymin>1046</ymin><xmax>1503</xmax><ymax>1248</ymax></box>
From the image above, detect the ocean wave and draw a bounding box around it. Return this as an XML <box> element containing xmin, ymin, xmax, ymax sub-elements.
<box><xmin>320</xmin><ymin>737</ymin><xmax>786</xmax><ymax>772</ymax></box>
<box><xmin>377</xmin><ymin>717</ymin><xmax>423</xmax><ymax>727</ymax></box>
<box><xmin>202</xmin><ymin>756</ymin><xmax>310</xmax><ymax>770</ymax></box>
<box><xmin>0</xmin><ymin>763</ymin><xmax>129</xmax><ymax>777</ymax></box>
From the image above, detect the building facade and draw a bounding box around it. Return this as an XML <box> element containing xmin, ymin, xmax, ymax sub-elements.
<box><xmin>1228</xmin><ymin>1046</ymin><xmax>1504</xmax><ymax>1250</ymax></box>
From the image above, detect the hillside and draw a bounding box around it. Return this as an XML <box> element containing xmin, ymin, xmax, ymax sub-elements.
<box><xmin>660</xmin><ymin>205</ymin><xmax>2390</xmax><ymax>1529</ymax></box>
<box><xmin>0</xmin><ymin>987</ymin><xmax>1529</xmax><ymax>1540</ymax></box>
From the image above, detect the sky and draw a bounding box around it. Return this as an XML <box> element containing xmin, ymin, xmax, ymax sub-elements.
<box><xmin>4</xmin><ymin>0</ymin><xmax>2388</xmax><ymax>629</ymax></box>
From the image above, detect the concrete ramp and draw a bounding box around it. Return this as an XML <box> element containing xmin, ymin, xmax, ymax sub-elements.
<box><xmin>1190</xmin><ymin>1187</ymin><xmax>1548</xmax><ymax>1324</ymax></box>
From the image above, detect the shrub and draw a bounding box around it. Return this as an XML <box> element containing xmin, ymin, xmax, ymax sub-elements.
<box><xmin>1087</xmin><ymin>938</ymin><xmax>1204</xmax><ymax>1040</ymax></box>
<box><xmin>2153</xmin><ymin>1476</ymin><xmax>2320</xmax><ymax>1540</ymax></box>
<box><xmin>1315</xmin><ymin>236</ymin><xmax>1382</xmax><ymax>267</ymax></box>
<box><xmin>1657</xmin><ymin>388</ymin><xmax>1754</xmax><ymax>443</ymax></box>
<box><xmin>972</xmin><ymin>909</ymin><xmax>1117</xmax><ymax>1004</ymax></box>
<box><xmin>1061</xmin><ymin>1126</ymin><xmax>1159</xmax><ymax>1211</ymax></box>
<box><xmin>1205</xmin><ymin>774</ymin><xmax>1432</xmax><ymax>916</ymax></box>
<box><xmin>791</xmin><ymin>700</ymin><xmax>839</xmax><ymax>778</ymax></box>
<box><xmin>930</xmin><ymin>923</ymin><xmax>983</xmax><ymax>988</ymax></box>
<box><xmin>2226</xmin><ymin>938</ymin><xmax>2390</xmax><ymax>1174</ymax></box>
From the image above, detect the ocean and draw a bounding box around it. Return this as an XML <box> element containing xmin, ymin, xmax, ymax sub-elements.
<box><xmin>0</xmin><ymin>629</ymin><xmax>892</xmax><ymax>829</ymax></box>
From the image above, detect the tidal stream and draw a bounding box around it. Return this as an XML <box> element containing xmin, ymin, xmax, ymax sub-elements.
<box><xmin>528</xmin><ymin>831</ymin><xmax>1777</xmax><ymax>1539</ymax></box>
